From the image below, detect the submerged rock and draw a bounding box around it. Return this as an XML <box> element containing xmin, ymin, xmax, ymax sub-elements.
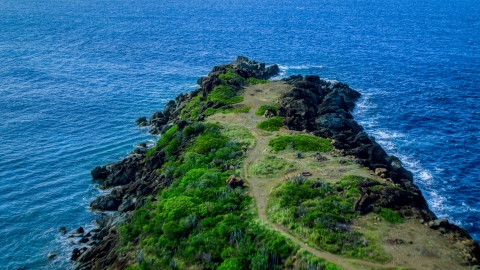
<box><xmin>59</xmin><ymin>226</ymin><xmax>67</xmax><ymax>234</ymax></box>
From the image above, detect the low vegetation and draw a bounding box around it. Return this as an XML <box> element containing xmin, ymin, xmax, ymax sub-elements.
<box><xmin>208</xmin><ymin>85</ymin><xmax>244</xmax><ymax>106</ymax></box>
<box><xmin>251</xmin><ymin>155</ymin><xmax>291</xmax><ymax>178</ymax></box>
<box><xmin>293</xmin><ymin>250</ymin><xmax>342</xmax><ymax>270</ymax></box>
<box><xmin>247</xmin><ymin>77</ymin><xmax>268</xmax><ymax>85</ymax></box>
<box><xmin>267</xmin><ymin>175</ymin><xmax>390</xmax><ymax>263</ymax></box>
<box><xmin>378</xmin><ymin>207</ymin><xmax>404</xmax><ymax>223</ymax></box>
<box><xmin>218</xmin><ymin>71</ymin><xmax>245</xmax><ymax>83</ymax></box>
<box><xmin>120</xmin><ymin>124</ymin><xmax>310</xmax><ymax>269</ymax></box>
<box><xmin>256</xmin><ymin>117</ymin><xmax>284</xmax><ymax>131</ymax></box>
<box><xmin>255</xmin><ymin>105</ymin><xmax>278</xmax><ymax>116</ymax></box>
<box><xmin>145</xmin><ymin>125</ymin><xmax>179</xmax><ymax>159</ymax></box>
<box><xmin>180</xmin><ymin>94</ymin><xmax>205</xmax><ymax>120</ymax></box>
<box><xmin>268</xmin><ymin>135</ymin><xmax>333</xmax><ymax>152</ymax></box>
<box><xmin>204</xmin><ymin>106</ymin><xmax>251</xmax><ymax>116</ymax></box>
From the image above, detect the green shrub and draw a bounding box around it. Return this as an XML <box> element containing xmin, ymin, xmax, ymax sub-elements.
<box><xmin>255</xmin><ymin>105</ymin><xmax>278</xmax><ymax>116</ymax></box>
<box><xmin>247</xmin><ymin>77</ymin><xmax>268</xmax><ymax>85</ymax></box>
<box><xmin>183</xmin><ymin>126</ymin><xmax>196</xmax><ymax>136</ymax></box>
<box><xmin>190</xmin><ymin>130</ymin><xmax>228</xmax><ymax>154</ymax></box>
<box><xmin>296</xmin><ymin>250</ymin><xmax>342</xmax><ymax>270</ymax></box>
<box><xmin>268</xmin><ymin>134</ymin><xmax>332</xmax><ymax>152</ymax></box>
<box><xmin>267</xmin><ymin>178</ymin><xmax>389</xmax><ymax>262</ymax></box>
<box><xmin>207</xmin><ymin>85</ymin><xmax>243</xmax><ymax>106</ymax></box>
<box><xmin>378</xmin><ymin>207</ymin><xmax>404</xmax><ymax>223</ymax></box>
<box><xmin>145</xmin><ymin>125</ymin><xmax>178</xmax><ymax>158</ymax></box>
<box><xmin>119</xmin><ymin>122</ymin><xmax>302</xmax><ymax>269</ymax></box>
<box><xmin>218</xmin><ymin>72</ymin><xmax>245</xmax><ymax>83</ymax></box>
<box><xmin>217</xmin><ymin>258</ymin><xmax>242</xmax><ymax>270</ymax></box>
<box><xmin>180</xmin><ymin>94</ymin><xmax>205</xmax><ymax>120</ymax></box>
<box><xmin>251</xmin><ymin>155</ymin><xmax>287</xmax><ymax>178</ymax></box>
<box><xmin>256</xmin><ymin>116</ymin><xmax>284</xmax><ymax>131</ymax></box>
<box><xmin>204</xmin><ymin>106</ymin><xmax>251</xmax><ymax>116</ymax></box>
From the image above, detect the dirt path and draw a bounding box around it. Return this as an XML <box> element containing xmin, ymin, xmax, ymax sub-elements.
<box><xmin>242</xmin><ymin>129</ymin><xmax>398</xmax><ymax>270</ymax></box>
<box><xmin>209</xmin><ymin>82</ymin><xmax>394</xmax><ymax>269</ymax></box>
<box><xmin>207</xmin><ymin>81</ymin><xmax>472</xmax><ymax>270</ymax></box>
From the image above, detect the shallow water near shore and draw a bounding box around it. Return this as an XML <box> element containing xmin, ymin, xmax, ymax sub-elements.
<box><xmin>1</xmin><ymin>0</ymin><xmax>479</xmax><ymax>268</ymax></box>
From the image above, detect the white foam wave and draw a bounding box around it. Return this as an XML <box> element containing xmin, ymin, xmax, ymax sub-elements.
<box><xmin>271</xmin><ymin>64</ymin><xmax>328</xmax><ymax>81</ymax></box>
<box><xmin>354</xmin><ymin>96</ymin><xmax>453</xmax><ymax>220</ymax></box>
<box><xmin>277</xmin><ymin>64</ymin><xmax>326</xmax><ymax>70</ymax></box>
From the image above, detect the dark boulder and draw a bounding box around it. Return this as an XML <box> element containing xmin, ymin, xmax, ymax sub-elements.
<box><xmin>100</xmin><ymin>156</ymin><xmax>142</xmax><ymax>187</ymax></box>
<box><xmin>78</xmin><ymin>237</ymin><xmax>89</xmax><ymax>244</ymax></box>
<box><xmin>163</xmin><ymin>100</ymin><xmax>176</xmax><ymax>119</ymax></box>
<box><xmin>226</xmin><ymin>175</ymin><xmax>244</xmax><ymax>189</ymax></box>
<box><xmin>281</xmin><ymin>74</ymin><xmax>304</xmax><ymax>84</ymax></box>
<box><xmin>263</xmin><ymin>109</ymin><xmax>276</xmax><ymax>118</ymax></box>
<box><xmin>118</xmin><ymin>199</ymin><xmax>135</xmax><ymax>212</ymax></box>
<box><xmin>71</xmin><ymin>248</ymin><xmax>81</xmax><ymax>260</ymax></box>
<box><xmin>146</xmin><ymin>150</ymin><xmax>166</xmax><ymax>172</ymax></box>
<box><xmin>91</xmin><ymin>166</ymin><xmax>109</xmax><ymax>180</ymax></box>
<box><xmin>428</xmin><ymin>219</ymin><xmax>450</xmax><ymax>230</ymax></box>
<box><xmin>135</xmin><ymin>116</ymin><xmax>148</xmax><ymax>127</ymax></box>
<box><xmin>90</xmin><ymin>195</ymin><xmax>121</xmax><ymax>211</ymax></box>
<box><xmin>231</xmin><ymin>56</ymin><xmax>279</xmax><ymax>80</ymax></box>
<box><xmin>149</xmin><ymin>110</ymin><xmax>168</xmax><ymax>128</ymax></box>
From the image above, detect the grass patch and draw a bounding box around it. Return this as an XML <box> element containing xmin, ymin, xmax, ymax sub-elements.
<box><xmin>247</xmin><ymin>77</ymin><xmax>268</xmax><ymax>85</ymax></box>
<box><xmin>251</xmin><ymin>155</ymin><xmax>289</xmax><ymax>178</ymax></box>
<box><xmin>204</xmin><ymin>106</ymin><xmax>251</xmax><ymax>116</ymax></box>
<box><xmin>180</xmin><ymin>94</ymin><xmax>205</xmax><ymax>120</ymax></box>
<box><xmin>293</xmin><ymin>250</ymin><xmax>341</xmax><ymax>270</ymax></box>
<box><xmin>378</xmin><ymin>208</ymin><xmax>404</xmax><ymax>223</ymax></box>
<box><xmin>218</xmin><ymin>72</ymin><xmax>245</xmax><ymax>83</ymax></box>
<box><xmin>268</xmin><ymin>134</ymin><xmax>332</xmax><ymax>152</ymax></box>
<box><xmin>207</xmin><ymin>85</ymin><xmax>243</xmax><ymax>106</ymax></box>
<box><xmin>219</xmin><ymin>125</ymin><xmax>255</xmax><ymax>148</ymax></box>
<box><xmin>145</xmin><ymin>125</ymin><xmax>179</xmax><ymax>159</ymax></box>
<box><xmin>267</xmin><ymin>177</ymin><xmax>390</xmax><ymax>262</ymax></box>
<box><xmin>255</xmin><ymin>105</ymin><xmax>278</xmax><ymax>116</ymax></box>
<box><xmin>256</xmin><ymin>116</ymin><xmax>284</xmax><ymax>131</ymax></box>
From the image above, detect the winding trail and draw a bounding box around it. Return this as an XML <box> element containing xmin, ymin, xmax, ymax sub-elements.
<box><xmin>242</xmin><ymin>129</ymin><xmax>395</xmax><ymax>270</ymax></box>
<box><xmin>206</xmin><ymin>81</ymin><xmax>472</xmax><ymax>270</ymax></box>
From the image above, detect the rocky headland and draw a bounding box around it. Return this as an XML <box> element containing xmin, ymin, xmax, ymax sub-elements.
<box><xmin>67</xmin><ymin>57</ymin><xmax>480</xmax><ymax>269</ymax></box>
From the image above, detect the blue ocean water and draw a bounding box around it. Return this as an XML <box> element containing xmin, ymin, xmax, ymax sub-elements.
<box><xmin>0</xmin><ymin>0</ymin><xmax>479</xmax><ymax>268</ymax></box>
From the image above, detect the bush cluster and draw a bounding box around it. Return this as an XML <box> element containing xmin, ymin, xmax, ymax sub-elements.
<box><xmin>208</xmin><ymin>85</ymin><xmax>244</xmax><ymax>106</ymax></box>
<box><xmin>247</xmin><ymin>77</ymin><xmax>268</xmax><ymax>85</ymax></box>
<box><xmin>256</xmin><ymin>117</ymin><xmax>284</xmax><ymax>131</ymax></box>
<box><xmin>145</xmin><ymin>125</ymin><xmax>179</xmax><ymax>159</ymax></box>
<box><xmin>268</xmin><ymin>135</ymin><xmax>332</xmax><ymax>152</ymax></box>
<box><xmin>218</xmin><ymin>71</ymin><xmax>245</xmax><ymax>83</ymax></box>
<box><xmin>204</xmin><ymin>106</ymin><xmax>251</xmax><ymax>116</ymax></box>
<box><xmin>378</xmin><ymin>207</ymin><xmax>404</xmax><ymax>223</ymax></box>
<box><xmin>255</xmin><ymin>105</ymin><xmax>278</xmax><ymax>116</ymax></box>
<box><xmin>267</xmin><ymin>175</ymin><xmax>390</xmax><ymax>262</ymax></box>
<box><xmin>180</xmin><ymin>94</ymin><xmax>205</xmax><ymax>120</ymax></box>
<box><xmin>121</xmin><ymin>124</ymin><xmax>301</xmax><ymax>269</ymax></box>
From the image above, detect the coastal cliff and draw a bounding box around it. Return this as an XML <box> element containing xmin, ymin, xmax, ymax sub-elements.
<box><xmin>70</xmin><ymin>57</ymin><xmax>480</xmax><ymax>269</ymax></box>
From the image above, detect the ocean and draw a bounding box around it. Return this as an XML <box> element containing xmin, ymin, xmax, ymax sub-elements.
<box><xmin>0</xmin><ymin>0</ymin><xmax>479</xmax><ymax>268</ymax></box>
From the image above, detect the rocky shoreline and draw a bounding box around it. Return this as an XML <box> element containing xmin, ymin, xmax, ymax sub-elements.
<box><xmin>67</xmin><ymin>57</ymin><xmax>480</xmax><ymax>269</ymax></box>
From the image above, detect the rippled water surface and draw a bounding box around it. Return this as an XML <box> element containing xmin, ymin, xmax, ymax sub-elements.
<box><xmin>1</xmin><ymin>0</ymin><xmax>479</xmax><ymax>268</ymax></box>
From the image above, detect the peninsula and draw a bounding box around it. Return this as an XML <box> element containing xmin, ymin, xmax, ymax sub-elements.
<box><xmin>70</xmin><ymin>57</ymin><xmax>480</xmax><ymax>269</ymax></box>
